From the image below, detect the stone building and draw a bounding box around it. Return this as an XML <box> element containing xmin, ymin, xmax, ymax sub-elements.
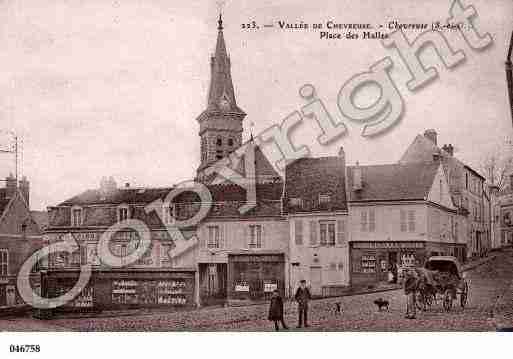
<box><xmin>400</xmin><ymin>129</ymin><xmax>489</xmax><ymax>258</ymax></box>
<box><xmin>284</xmin><ymin>148</ymin><xmax>349</xmax><ymax>297</ymax></box>
<box><xmin>0</xmin><ymin>174</ymin><xmax>42</xmax><ymax>308</ymax></box>
<box><xmin>346</xmin><ymin>161</ymin><xmax>465</xmax><ymax>287</ymax></box>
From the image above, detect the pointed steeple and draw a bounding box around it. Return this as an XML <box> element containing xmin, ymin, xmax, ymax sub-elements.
<box><xmin>205</xmin><ymin>13</ymin><xmax>245</xmax><ymax>115</ymax></box>
<box><xmin>506</xmin><ymin>30</ymin><xmax>513</xmax><ymax>126</ymax></box>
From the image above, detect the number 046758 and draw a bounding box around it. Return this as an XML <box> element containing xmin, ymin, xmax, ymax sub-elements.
<box><xmin>9</xmin><ymin>345</ymin><xmax>40</xmax><ymax>353</ymax></box>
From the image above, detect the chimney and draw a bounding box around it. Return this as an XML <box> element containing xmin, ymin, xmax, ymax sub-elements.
<box><xmin>353</xmin><ymin>162</ymin><xmax>362</xmax><ymax>191</ymax></box>
<box><xmin>338</xmin><ymin>146</ymin><xmax>346</xmax><ymax>165</ymax></box>
<box><xmin>5</xmin><ymin>173</ymin><xmax>16</xmax><ymax>199</ymax></box>
<box><xmin>19</xmin><ymin>176</ymin><xmax>29</xmax><ymax>206</ymax></box>
<box><xmin>442</xmin><ymin>144</ymin><xmax>454</xmax><ymax>156</ymax></box>
<box><xmin>424</xmin><ymin>129</ymin><xmax>438</xmax><ymax>145</ymax></box>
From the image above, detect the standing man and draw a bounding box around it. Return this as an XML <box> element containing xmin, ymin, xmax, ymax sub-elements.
<box><xmin>294</xmin><ymin>279</ymin><xmax>311</xmax><ymax>328</ymax></box>
<box><xmin>403</xmin><ymin>269</ymin><xmax>418</xmax><ymax>319</ymax></box>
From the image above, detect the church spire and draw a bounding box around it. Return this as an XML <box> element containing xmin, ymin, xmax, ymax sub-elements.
<box><xmin>205</xmin><ymin>13</ymin><xmax>245</xmax><ymax>115</ymax></box>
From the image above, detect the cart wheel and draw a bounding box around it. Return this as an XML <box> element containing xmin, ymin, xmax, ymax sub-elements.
<box><xmin>443</xmin><ymin>290</ymin><xmax>453</xmax><ymax>312</ymax></box>
<box><xmin>460</xmin><ymin>283</ymin><xmax>468</xmax><ymax>308</ymax></box>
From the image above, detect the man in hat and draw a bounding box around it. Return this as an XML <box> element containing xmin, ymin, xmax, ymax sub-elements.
<box><xmin>294</xmin><ymin>279</ymin><xmax>311</xmax><ymax>328</ymax></box>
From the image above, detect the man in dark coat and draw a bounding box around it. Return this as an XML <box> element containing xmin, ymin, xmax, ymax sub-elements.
<box><xmin>294</xmin><ymin>280</ymin><xmax>311</xmax><ymax>328</ymax></box>
<box><xmin>268</xmin><ymin>289</ymin><xmax>288</xmax><ymax>331</ymax></box>
<box><xmin>403</xmin><ymin>269</ymin><xmax>418</xmax><ymax>319</ymax></box>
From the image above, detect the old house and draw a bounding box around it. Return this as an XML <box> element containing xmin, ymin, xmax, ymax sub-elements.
<box><xmin>0</xmin><ymin>174</ymin><xmax>42</xmax><ymax>308</ymax></box>
<box><xmin>346</xmin><ymin>161</ymin><xmax>465</xmax><ymax>286</ymax></box>
<box><xmin>283</xmin><ymin>148</ymin><xmax>349</xmax><ymax>297</ymax></box>
<box><xmin>400</xmin><ymin>129</ymin><xmax>489</xmax><ymax>258</ymax></box>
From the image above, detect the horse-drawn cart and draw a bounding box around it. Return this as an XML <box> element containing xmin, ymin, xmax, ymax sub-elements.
<box><xmin>415</xmin><ymin>256</ymin><xmax>469</xmax><ymax>312</ymax></box>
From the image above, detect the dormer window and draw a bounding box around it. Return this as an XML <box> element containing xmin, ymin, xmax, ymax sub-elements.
<box><xmin>319</xmin><ymin>194</ymin><xmax>331</xmax><ymax>205</ymax></box>
<box><xmin>118</xmin><ymin>204</ymin><xmax>130</xmax><ymax>222</ymax></box>
<box><xmin>290</xmin><ymin>197</ymin><xmax>302</xmax><ymax>207</ymax></box>
<box><xmin>163</xmin><ymin>203</ymin><xmax>175</xmax><ymax>225</ymax></box>
<box><xmin>71</xmin><ymin>206</ymin><xmax>83</xmax><ymax>226</ymax></box>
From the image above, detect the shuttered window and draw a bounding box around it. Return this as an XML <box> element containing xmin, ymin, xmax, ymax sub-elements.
<box><xmin>208</xmin><ymin>226</ymin><xmax>220</xmax><ymax>249</ymax></box>
<box><xmin>400</xmin><ymin>210</ymin><xmax>407</xmax><ymax>232</ymax></box>
<box><xmin>249</xmin><ymin>225</ymin><xmax>262</xmax><ymax>249</ymax></box>
<box><xmin>368</xmin><ymin>209</ymin><xmax>376</xmax><ymax>232</ymax></box>
<box><xmin>294</xmin><ymin>220</ymin><xmax>303</xmax><ymax>245</ymax></box>
<box><xmin>337</xmin><ymin>220</ymin><xmax>345</xmax><ymax>245</ymax></box>
<box><xmin>360</xmin><ymin>211</ymin><xmax>367</xmax><ymax>232</ymax></box>
<box><xmin>408</xmin><ymin>210</ymin><xmax>416</xmax><ymax>232</ymax></box>
<box><xmin>0</xmin><ymin>249</ymin><xmax>8</xmax><ymax>276</ymax></box>
<box><xmin>309</xmin><ymin>221</ymin><xmax>317</xmax><ymax>246</ymax></box>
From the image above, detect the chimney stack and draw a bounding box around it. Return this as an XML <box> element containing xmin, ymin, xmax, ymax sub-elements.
<box><xmin>5</xmin><ymin>173</ymin><xmax>16</xmax><ymax>199</ymax></box>
<box><xmin>424</xmin><ymin>129</ymin><xmax>438</xmax><ymax>145</ymax></box>
<box><xmin>19</xmin><ymin>176</ymin><xmax>29</xmax><ymax>206</ymax></box>
<box><xmin>442</xmin><ymin>144</ymin><xmax>454</xmax><ymax>156</ymax></box>
<box><xmin>353</xmin><ymin>162</ymin><xmax>362</xmax><ymax>191</ymax></box>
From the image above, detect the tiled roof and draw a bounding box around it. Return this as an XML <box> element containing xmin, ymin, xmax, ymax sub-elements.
<box><xmin>346</xmin><ymin>162</ymin><xmax>440</xmax><ymax>202</ymax></box>
<box><xmin>58</xmin><ymin>187</ymin><xmax>173</xmax><ymax>206</ymax></box>
<box><xmin>284</xmin><ymin>156</ymin><xmax>347</xmax><ymax>214</ymax></box>
<box><xmin>30</xmin><ymin>210</ymin><xmax>49</xmax><ymax>230</ymax></box>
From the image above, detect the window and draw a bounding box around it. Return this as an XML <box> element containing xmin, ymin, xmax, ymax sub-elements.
<box><xmin>208</xmin><ymin>225</ymin><xmax>220</xmax><ymax>249</ymax></box>
<box><xmin>294</xmin><ymin>220</ymin><xmax>303</xmax><ymax>245</ymax></box>
<box><xmin>400</xmin><ymin>210</ymin><xmax>407</xmax><ymax>232</ymax></box>
<box><xmin>309</xmin><ymin>221</ymin><xmax>317</xmax><ymax>246</ymax></box>
<box><xmin>216</xmin><ymin>150</ymin><xmax>223</xmax><ymax>160</ymax></box>
<box><xmin>228</xmin><ymin>138</ymin><xmax>234</xmax><ymax>146</ymax></box>
<box><xmin>118</xmin><ymin>205</ymin><xmax>129</xmax><ymax>222</ymax></box>
<box><xmin>361</xmin><ymin>255</ymin><xmax>376</xmax><ymax>273</ymax></box>
<box><xmin>0</xmin><ymin>249</ymin><xmax>8</xmax><ymax>276</ymax></box>
<box><xmin>439</xmin><ymin>180</ymin><xmax>443</xmax><ymax>203</ymax></box>
<box><xmin>290</xmin><ymin>197</ymin><xmax>302</xmax><ymax>207</ymax></box>
<box><xmin>336</xmin><ymin>220</ymin><xmax>345</xmax><ymax>245</ymax></box>
<box><xmin>369</xmin><ymin>209</ymin><xmax>375</xmax><ymax>232</ymax></box>
<box><xmin>319</xmin><ymin>194</ymin><xmax>330</xmax><ymax>205</ymax></box>
<box><xmin>71</xmin><ymin>207</ymin><xmax>83</xmax><ymax>226</ymax></box>
<box><xmin>361</xmin><ymin>209</ymin><xmax>375</xmax><ymax>232</ymax></box>
<box><xmin>455</xmin><ymin>220</ymin><xmax>459</xmax><ymax>242</ymax></box>
<box><xmin>249</xmin><ymin>225</ymin><xmax>262</xmax><ymax>248</ymax></box>
<box><xmin>162</xmin><ymin>203</ymin><xmax>175</xmax><ymax>225</ymax></box>
<box><xmin>360</xmin><ymin>210</ymin><xmax>368</xmax><ymax>232</ymax></box>
<box><xmin>408</xmin><ymin>210</ymin><xmax>416</xmax><ymax>232</ymax></box>
<box><xmin>216</xmin><ymin>137</ymin><xmax>222</xmax><ymax>146</ymax></box>
<box><xmin>320</xmin><ymin>221</ymin><xmax>336</xmax><ymax>246</ymax></box>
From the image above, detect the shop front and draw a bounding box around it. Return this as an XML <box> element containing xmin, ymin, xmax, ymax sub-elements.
<box><xmin>349</xmin><ymin>241</ymin><xmax>466</xmax><ymax>286</ymax></box>
<box><xmin>227</xmin><ymin>253</ymin><xmax>285</xmax><ymax>302</ymax></box>
<box><xmin>38</xmin><ymin>268</ymin><xmax>196</xmax><ymax>317</ymax></box>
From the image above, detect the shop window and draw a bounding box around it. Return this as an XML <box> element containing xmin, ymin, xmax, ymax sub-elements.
<box><xmin>320</xmin><ymin>220</ymin><xmax>336</xmax><ymax>246</ymax></box>
<box><xmin>208</xmin><ymin>225</ymin><xmax>220</xmax><ymax>249</ymax></box>
<box><xmin>0</xmin><ymin>249</ymin><xmax>8</xmax><ymax>276</ymax></box>
<box><xmin>118</xmin><ymin>205</ymin><xmax>129</xmax><ymax>222</ymax></box>
<box><xmin>361</xmin><ymin>255</ymin><xmax>376</xmax><ymax>273</ymax></box>
<box><xmin>290</xmin><ymin>197</ymin><xmax>302</xmax><ymax>207</ymax></box>
<box><xmin>294</xmin><ymin>220</ymin><xmax>303</xmax><ymax>245</ymax></box>
<box><xmin>71</xmin><ymin>206</ymin><xmax>83</xmax><ymax>226</ymax></box>
<box><xmin>249</xmin><ymin>225</ymin><xmax>262</xmax><ymax>249</ymax></box>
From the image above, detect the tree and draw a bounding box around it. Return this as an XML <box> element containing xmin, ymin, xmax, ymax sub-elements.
<box><xmin>481</xmin><ymin>145</ymin><xmax>513</xmax><ymax>190</ymax></box>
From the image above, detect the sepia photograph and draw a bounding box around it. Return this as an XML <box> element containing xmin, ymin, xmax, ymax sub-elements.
<box><xmin>0</xmin><ymin>0</ymin><xmax>512</xmax><ymax>357</ymax></box>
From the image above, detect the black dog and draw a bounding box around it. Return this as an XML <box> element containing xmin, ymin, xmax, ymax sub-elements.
<box><xmin>374</xmin><ymin>298</ymin><xmax>389</xmax><ymax>311</ymax></box>
<box><xmin>335</xmin><ymin>302</ymin><xmax>342</xmax><ymax>314</ymax></box>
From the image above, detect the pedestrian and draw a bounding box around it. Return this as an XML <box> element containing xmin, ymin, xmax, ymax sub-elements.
<box><xmin>294</xmin><ymin>279</ymin><xmax>311</xmax><ymax>328</ymax></box>
<box><xmin>268</xmin><ymin>289</ymin><xmax>288</xmax><ymax>331</ymax></box>
<box><xmin>403</xmin><ymin>269</ymin><xmax>418</xmax><ymax>319</ymax></box>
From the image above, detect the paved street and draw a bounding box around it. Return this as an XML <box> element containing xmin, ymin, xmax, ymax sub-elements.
<box><xmin>2</xmin><ymin>249</ymin><xmax>513</xmax><ymax>332</ymax></box>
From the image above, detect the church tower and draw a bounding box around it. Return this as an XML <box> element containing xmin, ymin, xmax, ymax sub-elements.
<box><xmin>196</xmin><ymin>14</ymin><xmax>246</xmax><ymax>180</ymax></box>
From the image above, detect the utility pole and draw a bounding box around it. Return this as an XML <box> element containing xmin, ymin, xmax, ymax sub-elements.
<box><xmin>507</xmin><ymin>30</ymin><xmax>513</xmax><ymax>126</ymax></box>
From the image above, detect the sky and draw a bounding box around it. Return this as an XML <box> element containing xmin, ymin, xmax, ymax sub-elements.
<box><xmin>0</xmin><ymin>0</ymin><xmax>512</xmax><ymax>210</ymax></box>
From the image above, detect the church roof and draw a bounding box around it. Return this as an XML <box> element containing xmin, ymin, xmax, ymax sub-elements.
<box><xmin>202</xmin><ymin>14</ymin><xmax>245</xmax><ymax>116</ymax></box>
